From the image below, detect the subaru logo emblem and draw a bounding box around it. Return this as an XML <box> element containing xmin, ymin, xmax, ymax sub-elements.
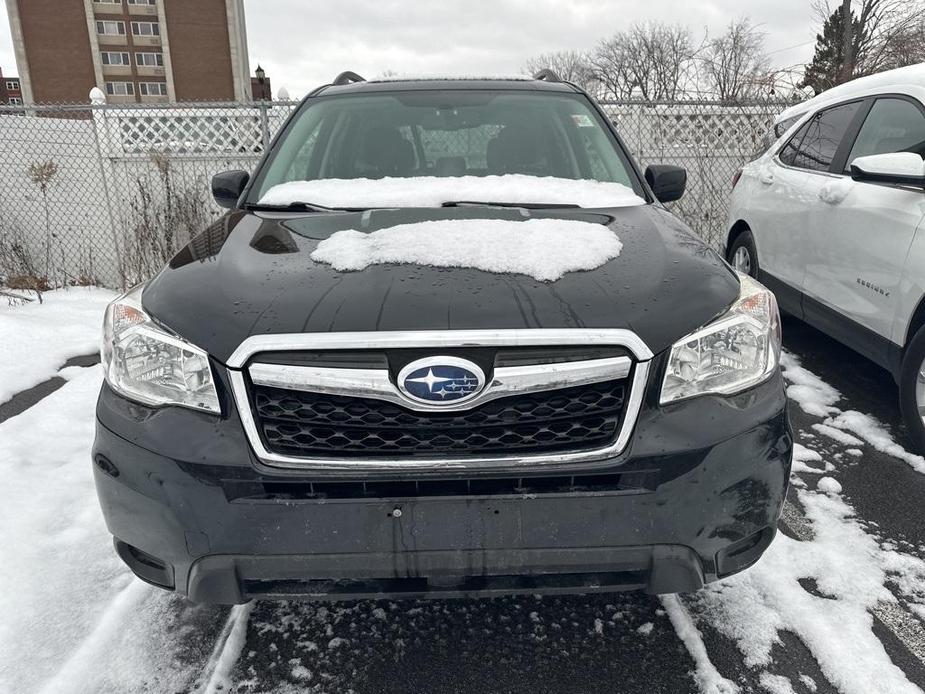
<box><xmin>397</xmin><ymin>357</ymin><xmax>486</xmax><ymax>406</ymax></box>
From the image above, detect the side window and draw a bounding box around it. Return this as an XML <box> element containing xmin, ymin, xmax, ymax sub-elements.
<box><xmin>778</xmin><ymin>101</ymin><xmax>861</xmax><ymax>172</ymax></box>
<box><xmin>846</xmin><ymin>98</ymin><xmax>925</xmax><ymax>166</ymax></box>
<box><xmin>778</xmin><ymin>119</ymin><xmax>812</xmax><ymax>167</ymax></box>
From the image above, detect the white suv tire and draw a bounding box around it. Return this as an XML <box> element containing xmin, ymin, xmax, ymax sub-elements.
<box><xmin>727</xmin><ymin>229</ymin><xmax>759</xmax><ymax>278</ymax></box>
<box><xmin>900</xmin><ymin>324</ymin><xmax>925</xmax><ymax>453</ymax></box>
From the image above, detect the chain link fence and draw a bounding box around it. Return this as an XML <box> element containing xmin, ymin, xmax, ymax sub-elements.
<box><xmin>0</xmin><ymin>97</ymin><xmax>794</xmax><ymax>290</ymax></box>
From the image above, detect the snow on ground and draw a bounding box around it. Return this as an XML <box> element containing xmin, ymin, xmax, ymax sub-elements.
<box><xmin>310</xmin><ymin>218</ymin><xmax>623</xmax><ymax>281</ymax></box>
<box><xmin>0</xmin><ymin>364</ymin><xmax>230</xmax><ymax>694</ymax></box>
<box><xmin>685</xmin><ymin>353</ymin><xmax>925</xmax><ymax>694</ymax></box>
<box><xmin>782</xmin><ymin>351</ymin><xmax>925</xmax><ymax>475</ymax></box>
<box><xmin>259</xmin><ymin>174</ymin><xmax>645</xmax><ymax>209</ymax></box>
<box><xmin>0</xmin><ymin>311</ymin><xmax>230</xmax><ymax>694</ymax></box>
<box><xmin>0</xmin><ymin>287</ymin><xmax>115</xmax><ymax>403</ymax></box>
<box><xmin>660</xmin><ymin>595</ymin><xmax>739</xmax><ymax>694</ymax></box>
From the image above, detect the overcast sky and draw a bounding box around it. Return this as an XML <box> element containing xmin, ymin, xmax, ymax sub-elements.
<box><xmin>0</xmin><ymin>0</ymin><xmax>817</xmax><ymax>98</ymax></box>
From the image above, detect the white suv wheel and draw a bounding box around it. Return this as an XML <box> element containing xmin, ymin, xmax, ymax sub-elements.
<box><xmin>733</xmin><ymin>247</ymin><xmax>752</xmax><ymax>274</ymax></box>
<box><xmin>917</xmin><ymin>363</ymin><xmax>925</xmax><ymax>422</ymax></box>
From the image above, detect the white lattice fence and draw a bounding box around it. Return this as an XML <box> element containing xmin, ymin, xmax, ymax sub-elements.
<box><xmin>0</xmin><ymin>98</ymin><xmax>791</xmax><ymax>289</ymax></box>
<box><xmin>601</xmin><ymin>101</ymin><xmax>784</xmax><ymax>247</ymax></box>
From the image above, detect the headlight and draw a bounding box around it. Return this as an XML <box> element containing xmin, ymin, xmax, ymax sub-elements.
<box><xmin>102</xmin><ymin>286</ymin><xmax>220</xmax><ymax>413</ymax></box>
<box><xmin>660</xmin><ymin>273</ymin><xmax>781</xmax><ymax>404</ymax></box>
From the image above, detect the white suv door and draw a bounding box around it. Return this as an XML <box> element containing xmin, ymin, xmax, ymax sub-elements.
<box><xmin>802</xmin><ymin>96</ymin><xmax>925</xmax><ymax>354</ymax></box>
<box><xmin>749</xmin><ymin>101</ymin><xmax>865</xmax><ymax>297</ymax></box>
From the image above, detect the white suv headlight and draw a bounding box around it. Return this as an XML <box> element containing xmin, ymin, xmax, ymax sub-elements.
<box><xmin>660</xmin><ymin>273</ymin><xmax>781</xmax><ymax>404</ymax></box>
<box><xmin>102</xmin><ymin>286</ymin><xmax>220</xmax><ymax>413</ymax></box>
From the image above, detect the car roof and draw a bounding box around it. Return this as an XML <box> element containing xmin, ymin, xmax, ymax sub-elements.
<box><xmin>776</xmin><ymin>62</ymin><xmax>925</xmax><ymax>124</ymax></box>
<box><xmin>314</xmin><ymin>75</ymin><xmax>581</xmax><ymax>97</ymax></box>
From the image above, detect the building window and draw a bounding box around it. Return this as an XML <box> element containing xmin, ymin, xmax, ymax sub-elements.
<box><xmin>127</xmin><ymin>0</ymin><xmax>157</xmax><ymax>4</ymax></box>
<box><xmin>139</xmin><ymin>82</ymin><xmax>167</xmax><ymax>96</ymax></box>
<box><xmin>92</xmin><ymin>0</ymin><xmax>123</xmax><ymax>4</ymax></box>
<box><xmin>131</xmin><ymin>21</ymin><xmax>160</xmax><ymax>36</ymax></box>
<box><xmin>5</xmin><ymin>81</ymin><xmax>18</xmax><ymax>91</ymax></box>
<box><xmin>105</xmin><ymin>81</ymin><xmax>135</xmax><ymax>96</ymax></box>
<box><xmin>96</xmin><ymin>20</ymin><xmax>126</xmax><ymax>35</ymax></box>
<box><xmin>135</xmin><ymin>52</ymin><xmax>164</xmax><ymax>67</ymax></box>
<box><xmin>101</xmin><ymin>52</ymin><xmax>131</xmax><ymax>66</ymax></box>
<box><xmin>8</xmin><ymin>97</ymin><xmax>21</xmax><ymax>105</ymax></box>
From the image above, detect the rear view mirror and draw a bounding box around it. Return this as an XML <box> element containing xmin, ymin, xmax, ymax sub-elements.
<box><xmin>849</xmin><ymin>153</ymin><xmax>925</xmax><ymax>187</ymax></box>
<box><xmin>645</xmin><ymin>164</ymin><xmax>687</xmax><ymax>203</ymax></box>
<box><xmin>211</xmin><ymin>170</ymin><xmax>250</xmax><ymax>209</ymax></box>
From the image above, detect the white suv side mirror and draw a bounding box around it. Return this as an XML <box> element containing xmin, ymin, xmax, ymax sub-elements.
<box><xmin>849</xmin><ymin>152</ymin><xmax>925</xmax><ymax>187</ymax></box>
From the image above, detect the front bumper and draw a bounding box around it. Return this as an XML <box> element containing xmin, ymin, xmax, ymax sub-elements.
<box><xmin>93</xmin><ymin>367</ymin><xmax>791</xmax><ymax>604</ymax></box>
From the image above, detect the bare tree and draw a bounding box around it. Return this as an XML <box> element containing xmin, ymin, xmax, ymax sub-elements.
<box><xmin>26</xmin><ymin>160</ymin><xmax>58</xmax><ymax>282</ymax></box>
<box><xmin>701</xmin><ymin>18</ymin><xmax>770</xmax><ymax>102</ymax></box>
<box><xmin>590</xmin><ymin>23</ymin><xmax>697</xmax><ymax>101</ymax></box>
<box><xmin>807</xmin><ymin>0</ymin><xmax>925</xmax><ymax>88</ymax></box>
<box><xmin>523</xmin><ymin>51</ymin><xmax>597</xmax><ymax>92</ymax></box>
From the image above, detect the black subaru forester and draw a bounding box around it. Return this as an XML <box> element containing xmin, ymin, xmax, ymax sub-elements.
<box><xmin>93</xmin><ymin>72</ymin><xmax>791</xmax><ymax>604</ymax></box>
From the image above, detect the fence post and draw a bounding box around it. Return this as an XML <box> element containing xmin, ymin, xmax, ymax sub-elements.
<box><xmin>89</xmin><ymin>87</ymin><xmax>124</xmax><ymax>288</ymax></box>
<box><xmin>257</xmin><ymin>100</ymin><xmax>270</xmax><ymax>152</ymax></box>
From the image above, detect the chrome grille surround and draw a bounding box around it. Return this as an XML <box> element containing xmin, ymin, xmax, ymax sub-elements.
<box><xmin>226</xmin><ymin>329</ymin><xmax>653</xmax><ymax>472</ymax></box>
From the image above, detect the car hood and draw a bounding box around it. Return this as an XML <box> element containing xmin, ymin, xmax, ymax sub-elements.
<box><xmin>142</xmin><ymin>205</ymin><xmax>739</xmax><ymax>364</ymax></box>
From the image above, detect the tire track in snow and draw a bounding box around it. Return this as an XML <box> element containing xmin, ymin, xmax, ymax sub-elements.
<box><xmin>35</xmin><ymin>579</ymin><xmax>153</xmax><ymax>694</ymax></box>
<box><xmin>198</xmin><ymin>602</ymin><xmax>254</xmax><ymax>694</ymax></box>
<box><xmin>774</xmin><ymin>351</ymin><xmax>925</xmax><ymax>689</ymax></box>
<box><xmin>660</xmin><ymin>594</ymin><xmax>740</xmax><ymax>694</ymax></box>
<box><xmin>778</xmin><ymin>506</ymin><xmax>925</xmax><ymax>691</ymax></box>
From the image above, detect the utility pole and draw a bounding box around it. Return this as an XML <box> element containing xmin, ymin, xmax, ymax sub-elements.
<box><xmin>840</xmin><ymin>0</ymin><xmax>854</xmax><ymax>84</ymax></box>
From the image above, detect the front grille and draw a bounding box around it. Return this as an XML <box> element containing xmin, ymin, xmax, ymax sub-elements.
<box><xmin>251</xmin><ymin>379</ymin><xmax>628</xmax><ymax>458</ymax></box>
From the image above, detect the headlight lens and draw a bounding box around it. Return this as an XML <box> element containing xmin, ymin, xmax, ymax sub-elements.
<box><xmin>660</xmin><ymin>273</ymin><xmax>780</xmax><ymax>404</ymax></box>
<box><xmin>102</xmin><ymin>286</ymin><xmax>220</xmax><ymax>413</ymax></box>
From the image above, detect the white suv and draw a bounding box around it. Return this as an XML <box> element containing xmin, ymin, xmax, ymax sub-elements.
<box><xmin>726</xmin><ymin>63</ymin><xmax>925</xmax><ymax>450</ymax></box>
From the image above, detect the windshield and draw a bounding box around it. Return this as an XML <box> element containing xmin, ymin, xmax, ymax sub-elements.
<box><xmin>248</xmin><ymin>89</ymin><xmax>645</xmax><ymax>204</ymax></box>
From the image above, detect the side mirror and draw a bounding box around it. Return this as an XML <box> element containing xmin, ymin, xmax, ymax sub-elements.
<box><xmin>211</xmin><ymin>170</ymin><xmax>249</xmax><ymax>209</ymax></box>
<box><xmin>645</xmin><ymin>164</ymin><xmax>687</xmax><ymax>203</ymax></box>
<box><xmin>849</xmin><ymin>153</ymin><xmax>925</xmax><ymax>187</ymax></box>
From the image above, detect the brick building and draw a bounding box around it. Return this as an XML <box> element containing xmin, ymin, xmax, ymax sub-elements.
<box><xmin>4</xmin><ymin>0</ymin><xmax>252</xmax><ymax>103</ymax></box>
<box><xmin>0</xmin><ymin>68</ymin><xmax>22</xmax><ymax>104</ymax></box>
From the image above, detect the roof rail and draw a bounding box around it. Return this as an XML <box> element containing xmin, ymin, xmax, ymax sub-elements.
<box><xmin>333</xmin><ymin>71</ymin><xmax>366</xmax><ymax>86</ymax></box>
<box><xmin>533</xmin><ymin>69</ymin><xmax>561</xmax><ymax>82</ymax></box>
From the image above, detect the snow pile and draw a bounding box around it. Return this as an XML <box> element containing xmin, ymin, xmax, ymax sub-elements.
<box><xmin>818</xmin><ymin>178</ymin><xmax>853</xmax><ymax>205</ymax></box>
<box><xmin>0</xmin><ymin>287</ymin><xmax>115</xmax><ymax>403</ymax></box>
<box><xmin>686</xmin><ymin>352</ymin><xmax>925</xmax><ymax>694</ymax></box>
<box><xmin>310</xmin><ymin>218</ymin><xmax>623</xmax><ymax>282</ymax></box>
<box><xmin>692</xmin><ymin>476</ymin><xmax>925</xmax><ymax>694</ymax></box>
<box><xmin>660</xmin><ymin>595</ymin><xmax>740</xmax><ymax>694</ymax></box>
<box><xmin>259</xmin><ymin>174</ymin><xmax>645</xmax><ymax>209</ymax></box>
<box><xmin>780</xmin><ymin>352</ymin><xmax>841</xmax><ymax>418</ymax></box>
<box><xmin>825</xmin><ymin>409</ymin><xmax>925</xmax><ymax>474</ymax></box>
<box><xmin>782</xmin><ymin>351</ymin><xmax>925</xmax><ymax>476</ymax></box>
<box><xmin>758</xmin><ymin>672</ymin><xmax>797</xmax><ymax>694</ymax></box>
<box><xmin>0</xmin><ymin>365</ymin><xmax>231</xmax><ymax>693</ymax></box>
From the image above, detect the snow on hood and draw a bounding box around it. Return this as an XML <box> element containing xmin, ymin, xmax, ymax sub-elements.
<box><xmin>309</xmin><ymin>218</ymin><xmax>623</xmax><ymax>282</ymax></box>
<box><xmin>259</xmin><ymin>175</ymin><xmax>645</xmax><ymax>210</ymax></box>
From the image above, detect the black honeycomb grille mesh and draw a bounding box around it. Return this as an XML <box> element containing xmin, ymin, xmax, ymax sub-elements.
<box><xmin>252</xmin><ymin>379</ymin><xmax>627</xmax><ymax>458</ymax></box>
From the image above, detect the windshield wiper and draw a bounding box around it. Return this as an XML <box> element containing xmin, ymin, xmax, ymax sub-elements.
<box><xmin>441</xmin><ymin>200</ymin><xmax>581</xmax><ymax>209</ymax></box>
<box><xmin>244</xmin><ymin>201</ymin><xmax>353</xmax><ymax>213</ymax></box>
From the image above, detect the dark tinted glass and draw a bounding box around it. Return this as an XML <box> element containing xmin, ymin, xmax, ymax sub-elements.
<box><xmin>779</xmin><ymin>101</ymin><xmax>861</xmax><ymax>172</ymax></box>
<box><xmin>847</xmin><ymin>98</ymin><xmax>925</xmax><ymax>165</ymax></box>
<box><xmin>778</xmin><ymin>119</ymin><xmax>812</xmax><ymax>167</ymax></box>
<box><xmin>251</xmin><ymin>91</ymin><xmax>643</xmax><ymax>201</ymax></box>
